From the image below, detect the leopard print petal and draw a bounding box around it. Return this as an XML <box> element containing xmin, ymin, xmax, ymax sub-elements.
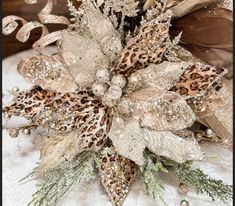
<box><xmin>3</xmin><ymin>86</ymin><xmax>113</xmax><ymax>151</ymax></box>
<box><xmin>77</xmin><ymin>106</ymin><xmax>113</xmax><ymax>151</ymax></box>
<box><xmin>113</xmin><ymin>11</ymin><xmax>172</xmax><ymax>77</ymax></box>
<box><xmin>98</xmin><ymin>143</ymin><xmax>136</xmax><ymax>206</ymax></box>
<box><xmin>169</xmin><ymin>63</ymin><xmax>227</xmax><ymax>98</ymax></box>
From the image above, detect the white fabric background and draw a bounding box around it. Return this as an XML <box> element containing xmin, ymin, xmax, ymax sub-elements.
<box><xmin>2</xmin><ymin>48</ymin><xmax>233</xmax><ymax>206</ymax></box>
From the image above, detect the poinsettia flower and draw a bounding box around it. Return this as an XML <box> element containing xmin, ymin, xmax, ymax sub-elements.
<box><xmin>2</xmin><ymin>0</ymin><xmax>230</xmax><ymax>205</ymax></box>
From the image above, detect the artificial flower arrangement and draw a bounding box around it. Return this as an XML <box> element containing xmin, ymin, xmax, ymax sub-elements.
<box><xmin>2</xmin><ymin>0</ymin><xmax>233</xmax><ymax>205</ymax></box>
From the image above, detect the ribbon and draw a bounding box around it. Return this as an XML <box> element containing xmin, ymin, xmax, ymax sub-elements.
<box><xmin>2</xmin><ymin>0</ymin><xmax>70</xmax><ymax>52</ymax></box>
<box><xmin>170</xmin><ymin>7</ymin><xmax>233</xmax><ymax>70</ymax></box>
<box><xmin>25</xmin><ymin>0</ymin><xmax>70</xmax><ymax>25</ymax></box>
<box><xmin>2</xmin><ymin>15</ymin><xmax>64</xmax><ymax>52</ymax></box>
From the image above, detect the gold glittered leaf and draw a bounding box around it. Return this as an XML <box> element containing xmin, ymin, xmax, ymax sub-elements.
<box><xmin>98</xmin><ymin>144</ymin><xmax>137</xmax><ymax>206</ymax></box>
<box><xmin>118</xmin><ymin>87</ymin><xmax>196</xmax><ymax>131</ymax></box>
<box><xmin>18</xmin><ymin>54</ymin><xmax>78</xmax><ymax>93</ymax></box>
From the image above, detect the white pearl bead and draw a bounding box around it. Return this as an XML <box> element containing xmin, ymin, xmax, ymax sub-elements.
<box><xmin>105</xmin><ymin>85</ymin><xmax>122</xmax><ymax>100</ymax></box>
<box><xmin>206</xmin><ymin>128</ymin><xmax>213</xmax><ymax>137</ymax></box>
<box><xmin>96</xmin><ymin>68</ymin><xmax>110</xmax><ymax>83</ymax></box>
<box><xmin>92</xmin><ymin>82</ymin><xmax>107</xmax><ymax>96</ymax></box>
<box><xmin>12</xmin><ymin>87</ymin><xmax>19</xmax><ymax>93</ymax></box>
<box><xmin>111</xmin><ymin>74</ymin><xmax>127</xmax><ymax>89</ymax></box>
<box><xmin>22</xmin><ymin>128</ymin><xmax>31</xmax><ymax>135</ymax></box>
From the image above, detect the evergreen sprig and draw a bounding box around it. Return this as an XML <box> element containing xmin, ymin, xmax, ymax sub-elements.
<box><xmin>28</xmin><ymin>151</ymin><xmax>97</xmax><ymax>206</ymax></box>
<box><xmin>140</xmin><ymin>152</ymin><xmax>169</xmax><ymax>206</ymax></box>
<box><xmin>176</xmin><ymin>162</ymin><xmax>233</xmax><ymax>205</ymax></box>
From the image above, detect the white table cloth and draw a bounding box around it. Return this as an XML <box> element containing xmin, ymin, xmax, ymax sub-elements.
<box><xmin>2</xmin><ymin>48</ymin><xmax>232</xmax><ymax>206</ymax></box>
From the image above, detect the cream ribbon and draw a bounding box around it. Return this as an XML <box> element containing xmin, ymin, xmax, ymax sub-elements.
<box><xmin>2</xmin><ymin>0</ymin><xmax>70</xmax><ymax>52</ymax></box>
<box><xmin>25</xmin><ymin>0</ymin><xmax>70</xmax><ymax>25</ymax></box>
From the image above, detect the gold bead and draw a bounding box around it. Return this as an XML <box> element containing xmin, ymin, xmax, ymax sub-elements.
<box><xmin>196</xmin><ymin>133</ymin><xmax>202</xmax><ymax>139</ymax></box>
<box><xmin>8</xmin><ymin>129</ymin><xmax>19</xmax><ymax>138</ymax></box>
<box><xmin>178</xmin><ymin>183</ymin><xmax>188</xmax><ymax>195</ymax></box>
<box><xmin>4</xmin><ymin>113</ymin><xmax>11</xmax><ymax>119</ymax></box>
<box><xmin>180</xmin><ymin>200</ymin><xmax>190</xmax><ymax>206</ymax></box>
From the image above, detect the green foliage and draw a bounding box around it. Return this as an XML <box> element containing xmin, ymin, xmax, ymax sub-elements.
<box><xmin>140</xmin><ymin>153</ymin><xmax>169</xmax><ymax>206</ymax></box>
<box><xmin>176</xmin><ymin>162</ymin><xmax>233</xmax><ymax>205</ymax></box>
<box><xmin>28</xmin><ymin>152</ymin><xmax>97</xmax><ymax>206</ymax></box>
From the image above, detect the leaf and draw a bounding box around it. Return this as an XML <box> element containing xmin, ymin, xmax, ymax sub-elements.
<box><xmin>170</xmin><ymin>7</ymin><xmax>233</xmax><ymax>48</ymax></box>
<box><xmin>97</xmin><ymin>144</ymin><xmax>137</xmax><ymax>206</ymax></box>
<box><xmin>169</xmin><ymin>62</ymin><xmax>227</xmax><ymax>98</ymax></box>
<box><xmin>38</xmin><ymin>131</ymin><xmax>83</xmax><ymax>173</ymax></box>
<box><xmin>126</xmin><ymin>61</ymin><xmax>190</xmax><ymax>93</ymax></box>
<box><xmin>3</xmin><ymin>86</ymin><xmax>113</xmax><ymax>152</ymax></box>
<box><xmin>109</xmin><ymin>118</ymin><xmax>204</xmax><ymax>165</ymax></box>
<box><xmin>108</xmin><ymin>118</ymin><xmax>146</xmax><ymax>165</ymax></box>
<box><xmin>118</xmin><ymin>87</ymin><xmax>196</xmax><ymax>131</ymax></box>
<box><xmin>60</xmin><ymin>31</ymin><xmax>110</xmax><ymax>87</ymax></box>
<box><xmin>17</xmin><ymin>54</ymin><xmax>78</xmax><ymax>93</ymax></box>
<box><xmin>113</xmin><ymin>10</ymin><xmax>172</xmax><ymax>77</ymax></box>
<box><xmin>77</xmin><ymin>1</ymin><xmax>123</xmax><ymax>63</ymax></box>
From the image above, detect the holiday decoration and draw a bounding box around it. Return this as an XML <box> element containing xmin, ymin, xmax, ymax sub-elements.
<box><xmin>2</xmin><ymin>0</ymin><xmax>232</xmax><ymax>206</ymax></box>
